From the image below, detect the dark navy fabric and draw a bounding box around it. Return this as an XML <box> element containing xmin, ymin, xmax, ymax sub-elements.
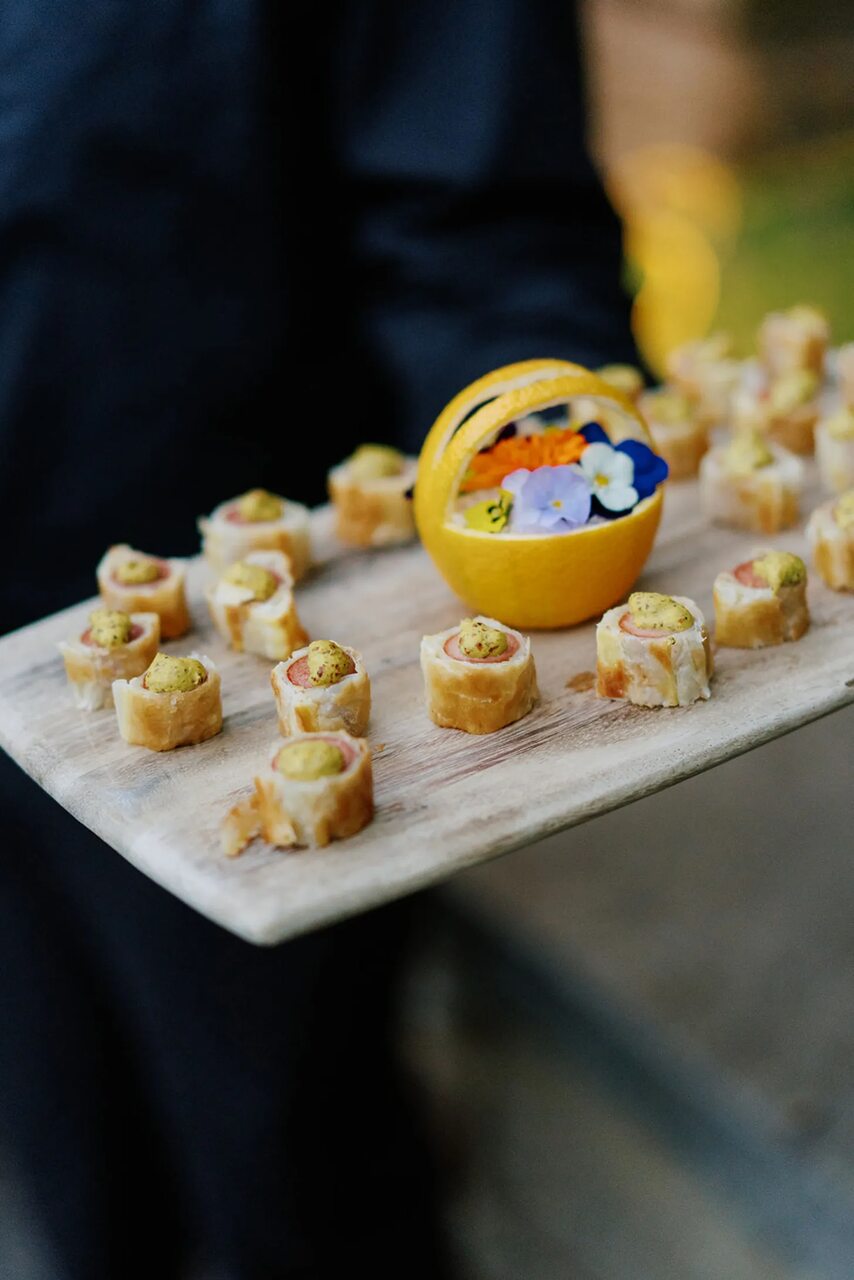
<box><xmin>0</xmin><ymin>0</ymin><xmax>632</xmax><ymax>636</ymax></box>
<box><xmin>0</xmin><ymin>2</ymin><xmax>633</xmax><ymax>1276</ymax></box>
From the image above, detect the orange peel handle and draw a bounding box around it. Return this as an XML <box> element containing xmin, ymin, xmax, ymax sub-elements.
<box><xmin>416</xmin><ymin>369</ymin><xmax>652</xmax><ymax>535</ymax></box>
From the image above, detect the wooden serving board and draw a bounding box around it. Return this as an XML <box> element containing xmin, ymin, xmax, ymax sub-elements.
<box><xmin>0</xmin><ymin>473</ymin><xmax>852</xmax><ymax>945</ymax></box>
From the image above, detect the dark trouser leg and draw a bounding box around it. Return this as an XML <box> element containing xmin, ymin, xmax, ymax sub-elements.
<box><xmin>0</xmin><ymin>758</ymin><xmax>447</xmax><ymax>1279</ymax></box>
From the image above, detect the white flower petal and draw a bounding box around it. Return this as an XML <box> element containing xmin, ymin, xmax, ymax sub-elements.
<box><xmin>608</xmin><ymin>451</ymin><xmax>635</xmax><ymax>485</ymax></box>
<box><xmin>598</xmin><ymin>483</ymin><xmax>639</xmax><ymax>512</ymax></box>
<box><xmin>579</xmin><ymin>443</ymin><xmax>614</xmax><ymax>477</ymax></box>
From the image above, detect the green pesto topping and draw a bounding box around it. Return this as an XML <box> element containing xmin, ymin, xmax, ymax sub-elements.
<box><xmin>724</xmin><ymin>430</ymin><xmax>774</xmax><ymax>476</ymax></box>
<box><xmin>143</xmin><ymin>653</ymin><xmax>206</xmax><ymax>694</ymax></box>
<box><xmin>596</xmin><ymin>364</ymin><xmax>644</xmax><ymax>398</ymax></box>
<box><xmin>236</xmin><ymin>489</ymin><xmax>284</xmax><ymax>522</ymax></box>
<box><xmin>628</xmin><ymin>592</ymin><xmax>694</xmax><ymax>632</ymax></box>
<box><xmin>223</xmin><ymin>560</ymin><xmax>278</xmax><ymax>602</ymax></box>
<box><xmin>457</xmin><ymin>617</ymin><xmax>508</xmax><ymax>658</ymax></box>
<box><xmin>645</xmin><ymin>388</ymin><xmax>693</xmax><ymax>425</ymax></box>
<box><xmin>768</xmin><ymin>370</ymin><xmax>819</xmax><ymax>416</ymax></box>
<box><xmin>89</xmin><ymin>609</ymin><xmax>132</xmax><ymax>649</ymax></box>
<box><xmin>276</xmin><ymin>740</ymin><xmax>344</xmax><ymax>782</ymax></box>
<box><xmin>347</xmin><ymin>444</ymin><xmax>405</xmax><ymax>481</ymax></box>
<box><xmin>115</xmin><ymin>556</ymin><xmax>160</xmax><ymax>585</ymax></box>
<box><xmin>826</xmin><ymin>407</ymin><xmax>854</xmax><ymax>441</ymax></box>
<box><xmin>752</xmin><ymin>551</ymin><xmax>806</xmax><ymax>591</ymax></box>
<box><xmin>307</xmin><ymin>640</ymin><xmax>353</xmax><ymax>687</ymax></box>
<box><xmin>835</xmin><ymin>490</ymin><xmax>854</xmax><ymax>530</ymax></box>
<box><xmin>464</xmin><ymin>491</ymin><xmax>512</xmax><ymax>534</ymax></box>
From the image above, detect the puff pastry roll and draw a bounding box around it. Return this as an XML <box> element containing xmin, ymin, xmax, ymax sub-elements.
<box><xmin>271</xmin><ymin>640</ymin><xmax>370</xmax><ymax>737</ymax></box>
<box><xmin>732</xmin><ymin>370</ymin><xmax>821</xmax><ymax>456</ymax></box>
<box><xmin>97</xmin><ymin>544</ymin><xmax>190</xmax><ymax>639</ymax></box>
<box><xmin>198</xmin><ymin>488</ymin><xmax>311</xmax><ymax>579</ymax></box>
<box><xmin>206</xmin><ymin>551</ymin><xmax>307</xmax><ymax>660</ymax></box>
<box><xmin>113</xmin><ymin>652</ymin><xmax>222</xmax><ymax>751</ymax></box>
<box><xmin>714</xmin><ymin>551</ymin><xmax>809</xmax><ymax>649</ymax></box>
<box><xmin>328</xmin><ymin>445</ymin><xmax>418</xmax><ymax>548</ymax></box>
<box><xmin>421</xmin><ymin>617</ymin><xmax>537</xmax><ymax>734</ymax></box>
<box><xmin>596</xmin><ymin>593</ymin><xmax>712</xmax><ymax>708</ymax></box>
<box><xmin>837</xmin><ymin>343</ymin><xmax>854</xmax><ymax>408</ymax></box>
<box><xmin>222</xmin><ymin>732</ymin><xmax>373</xmax><ymax>855</ymax></box>
<box><xmin>665</xmin><ymin>333</ymin><xmax>739</xmax><ymax>424</ymax></box>
<box><xmin>59</xmin><ymin>610</ymin><xmax>160</xmax><ymax>711</ymax></box>
<box><xmin>758</xmin><ymin>305</ymin><xmax>828</xmax><ymax>379</ymax></box>
<box><xmin>815</xmin><ymin>407</ymin><xmax>854</xmax><ymax>495</ymax></box>
<box><xmin>807</xmin><ymin>491</ymin><xmax>854</xmax><ymax>591</ymax></box>
<box><xmin>639</xmin><ymin>388</ymin><xmax>710</xmax><ymax>479</ymax></box>
<box><xmin>699</xmin><ymin>432</ymin><xmax>802</xmax><ymax>534</ymax></box>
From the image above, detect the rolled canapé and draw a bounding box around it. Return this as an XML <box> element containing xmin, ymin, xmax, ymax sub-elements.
<box><xmin>198</xmin><ymin>488</ymin><xmax>311</xmax><ymax>579</ymax></box>
<box><xmin>815</xmin><ymin>407</ymin><xmax>854</xmax><ymax>496</ymax></box>
<box><xmin>59</xmin><ymin>610</ymin><xmax>160</xmax><ymax>711</ymax></box>
<box><xmin>837</xmin><ymin>343</ymin><xmax>854</xmax><ymax>409</ymax></box>
<box><xmin>97</xmin><ymin>544</ymin><xmax>190</xmax><ymax>639</ymax></box>
<box><xmin>732</xmin><ymin>370</ymin><xmax>821</xmax><ymax>456</ymax></box>
<box><xmin>222</xmin><ymin>731</ymin><xmax>373</xmax><ymax>855</ymax></box>
<box><xmin>665</xmin><ymin>333</ymin><xmax>739</xmax><ymax>424</ymax></box>
<box><xmin>328</xmin><ymin>445</ymin><xmax>418</xmax><ymax>547</ymax></box>
<box><xmin>206</xmin><ymin>550</ymin><xmax>307</xmax><ymax>660</ymax></box>
<box><xmin>638</xmin><ymin>388</ymin><xmax>709</xmax><ymax>480</ymax></box>
<box><xmin>421</xmin><ymin>616</ymin><xmax>537</xmax><ymax>734</ymax></box>
<box><xmin>271</xmin><ymin>640</ymin><xmax>370</xmax><ymax>737</ymax></box>
<box><xmin>113</xmin><ymin>652</ymin><xmax>222</xmax><ymax>751</ymax></box>
<box><xmin>807</xmin><ymin>491</ymin><xmax>854</xmax><ymax>591</ymax></box>
<box><xmin>713</xmin><ymin>551</ymin><xmax>809</xmax><ymax>649</ymax></box>
<box><xmin>596</xmin><ymin>592</ymin><xmax>712</xmax><ymax>708</ymax></box>
<box><xmin>758</xmin><ymin>305</ymin><xmax>828</xmax><ymax>380</ymax></box>
<box><xmin>699</xmin><ymin>433</ymin><xmax>803</xmax><ymax>534</ymax></box>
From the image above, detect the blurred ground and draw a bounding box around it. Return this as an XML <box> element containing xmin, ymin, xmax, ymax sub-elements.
<box><xmin>405</xmin><ymin>708</ymin><xmax>853</xmax><ymax>1279</ymax></box>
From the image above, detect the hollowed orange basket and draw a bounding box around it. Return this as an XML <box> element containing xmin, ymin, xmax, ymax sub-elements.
<box><xmin>414</xmin><ymin>360</ymin><xmax>665</xmax><ymax>629</ymax></box>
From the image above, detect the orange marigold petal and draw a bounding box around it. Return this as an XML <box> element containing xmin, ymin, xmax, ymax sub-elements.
<box><xmin>459</xmin><ymin>426</ymin><xmax>586</xmax><ymax>492</ymax></box>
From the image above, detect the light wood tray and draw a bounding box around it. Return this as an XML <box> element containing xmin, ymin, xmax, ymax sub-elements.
<box><xmin>0</xmin><ymin>475</ymin><xmax>851</xmax><ymax>945</ymax></box>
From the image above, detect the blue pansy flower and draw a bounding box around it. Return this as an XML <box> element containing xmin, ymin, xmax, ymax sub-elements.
<box><xmin>579</xmin><ymin>421</ymin><xmax>668</xmax><ymax>505</ymax></box>
<box><xmin>616</xmin><ymin>439</ymin><xmax>669</xmax><ymax>501</ymax></box>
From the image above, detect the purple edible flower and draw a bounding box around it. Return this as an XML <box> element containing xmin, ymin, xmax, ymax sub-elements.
<box><xmin>502</xmin><ymin>465</ymin><xmax>592</xmax><ymax>534</ymax></box>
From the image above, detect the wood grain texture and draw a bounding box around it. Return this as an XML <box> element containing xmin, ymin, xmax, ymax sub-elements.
<box><xmin>0</xmin><ymin>472</ymin><xmax>851</xmax><ymax>945</ymax></box>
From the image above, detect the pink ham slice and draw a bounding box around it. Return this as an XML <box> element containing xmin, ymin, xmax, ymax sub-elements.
<box><xmin>734</xmin><ymin>560</ymin><xmax>766</xmax><ymax>589</ymax></box>
<box><xmin>619</xmin><ymin>613</ymin><xmax>676</xmax><ymax>640</ymax></box>
<box><xmin>443</xmin><ymin>631</ymin><xmax>519</xmax><ymax>663</ymax></box>
<box><xmin>287</xmin><ymin>654</ymin><xmax>355</xmax><ymax>687</ymax></box>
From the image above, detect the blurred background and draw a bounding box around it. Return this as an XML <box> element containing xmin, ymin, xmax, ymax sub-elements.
<box><xmin>584</xmin><ymin>0</ymin><xmax>854</xmax><ymax>374</ymax></box>
<box><xmin>2</xmin><ymin>2</ymin><xmax>852</xmax><ymax>1278</ymax></box>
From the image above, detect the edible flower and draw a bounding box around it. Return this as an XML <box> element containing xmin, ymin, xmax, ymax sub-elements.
<box><xmin>615</xmin><ymin>439</ymin><xmax>669</xmax><ymax>501</ymax></box>
<box><xmin>579</xmin><ymin>422</ymin><xmax>668</xmax><ymax>502</ymax></box>
<box><xmin>461</xmin><ymin>425</ymin><xmax>586</xmax><ymax>493</ymax></box>
<box><xmin>502</xmin><ymin>466</ymin><xmax>591</xmax><ymax>533</ymax></box>
<box><xmin>464</xmin><ymin>492</ymin><xmax>512</xmax><ymax>533</ymax></box>
<box><xmin>575</xmin><ymin>443</ymin><xmax>637</xmax><ymax>515</ymax></box>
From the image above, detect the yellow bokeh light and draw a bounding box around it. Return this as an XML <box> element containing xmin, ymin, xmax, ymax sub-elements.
<box><xmin>607</xmin><ymin>144</ymin><xmax>742</xmax><ymax>377</ymax></box>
